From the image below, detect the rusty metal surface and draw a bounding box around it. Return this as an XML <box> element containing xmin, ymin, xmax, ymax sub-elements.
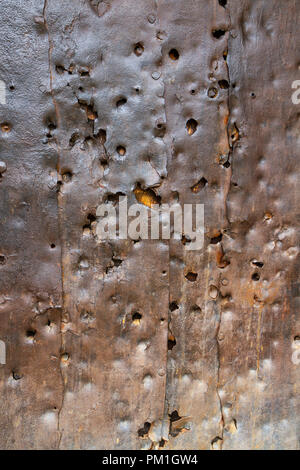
<box><xmin>0</xmin><ymin>0</ymin><xmax>299</xmax><ymax>450</ymax></box>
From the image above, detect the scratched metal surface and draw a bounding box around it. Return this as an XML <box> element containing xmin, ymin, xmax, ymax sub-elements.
<box><xmin>0</xmin><ymin>0</ymin><xmax>299</xmax><ymax>450</ymax></box>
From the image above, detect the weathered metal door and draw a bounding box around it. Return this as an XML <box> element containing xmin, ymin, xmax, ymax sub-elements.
<box><xmin>0</xmin><ymin>0</ymin><xmax>299</xmax><ymax>450</ymax></box>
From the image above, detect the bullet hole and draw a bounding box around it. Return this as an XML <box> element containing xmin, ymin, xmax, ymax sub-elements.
<box><xmin>78</xmin><ymin>101</ymin><xmax>98</xmax><ymax>120</ymax></box>
<box><xmin>191</xmin><ymin>177</ymin><xmax>207</xmax><ymax>193</ymax></box>
<box><xmin>112</xmin><ymin>257</ymin><xmax>123</xmax><ymax>267</ymax></box>
<box><xmin>0</xmin><ymin>161</ymin><xmax>7</xmax><ymax>176</ymax></box>
<box><xmin>96</xmin><ymin>128</ymin><xmax>106</xmax><ymax>144</ymax></box>
<box><xmin>185</xmin><ymin>272</ymin><xmax>198</xmax><ymax>282</ymax></box>
<box><xmin>159</xmin><ymin>439</ymin><xmax>167</xmax><ymax>448</ymax></box>
<box><xmin>55</xmin><ymin>65</ymin><xmax>65</xmax><ymax>74</ymax></box>
<box><xmin>218</xmin><ymin>79</ymin><xmax>229</xmax><ymax>89</ymax></box>
<box><xmin>210</xmin><ymin>233</ymin><xmax>223</xmax><ymax>244</ymax></box>
<box><xmin>264</xmin><ymin>212</ymin><xmax>273</xmax><ymax>221</ymax></box>
<box><xmin>209</xmin><ymin>285</ymin><xmax>218</xmax><ymax>299</ymax></box>
<box><xmin>168</xmin><ymin>334</ymin><xmax>176</xmax><ymax>350</ymax></box>
<box><xmin>132</xmin><ymin>312</ymin><xmax>142</xmax><ymax>324</ymax></box>
<box><xmin>154</xmin><ymin>121</ymin><xmax>166</xmax><ymax>138</ymax></box>
<box><xmin>294</xmin><ymin>335</ymin><xmax>300</xmax><ymax>342</ymax></box>
<box><xmin>186</xmin><ymin>118</ymin><xmax>198</xmax><ymax>135</ymax></box>
<box><xmin>138</xmin><ymin>422</ymin><xmax>151</xmax><ymax>437</ymax></box>
<box><xmin>218</xmin><ymin>0</ymin><xmax>227</xmax><ymax>6</ymax></box>
<box><xmin>212</xmin><ymin>29</ymin><xmax>226</xmax><ymax>39</ymax></box>
<box><xmin>251</xmin><ymin>92</ymin><xmax>256</xmax><ymax>99</ymax></box>
<box><xmin>0</xmin><ymin>255</ymin><xmax>6</xmax><ymax>265</ymax></box>
<box><xmin>106</xmin><ymin>191</ymin><xmax>126</xmax><ymax>204</ymax></box>
<box><xmin>50</xmin><ymin>243</ymin><xmax>56</xmax><ymax>249</ymax></box>
<box><xmin>62</xmin><ymin>171</ymin><xmax>72</xmax><ymax>182</ymax></box>
<box><xmin>230</xmin><ymin>123</ymin><xmax>239</xmax><ymax>144</ymax></box>
<box><xmin>12</xmin><ymin>371</ymin><xmax>22</xmax><ymax>381</ymax></box>
<box><xmin>26</xmin><ymin>330</ymin><xmax>36</xmax><ymax>341</ymax></box>
<box><xmin>148</xmin><ymin>14</ymin><xmax>156</xmax><ymax>24</ymax></box>
<box><xmin>134</xmin><ymin>183</ymin><xmax>161</xmax><ymax>208</ymax></box>
<box><xmin>208</xmin><ymin>87</ymin><xmax>218</xmax><ymax>98</ymax></box>
<box><xmin>135</xmin><ymin>87</ymin><xmax>140</xmax><ymax>94</ymax></box>
<box><xmin>69</xmin><ymin>133</ymin><xmax>80</xmax><ymax>147</ymax></box>
<box><xmin>9</xmin><ymin>85</ymin><xmax>15</xmax><ymax>91</ymax></box>
<box><xmin>192</xmin><ymin>304</ymin><xmax>202</xmax><ymax>314</ymax></box>
<box><xmin>79</xmin><ymin>67</ymin><xmax>90</xmax><ymax>77</ymax></box>
<box><xmin>80</xmin><ymin>310</ymin><xmax>95</xmax><ymax>324</ymax></box>
<box><xmin>134</xmin><ymin>42</ymin><xmax>144</xmax><ymax>56</ymax></box>
<box><xmin>169</xmin><ymin>410</ymin><xmax>181</xmax><ymax>422</ymax></box>
<box><xmin>1</xmin><ymin>122</ymin><xmax>11</xmax><ymax>133</ymax></box>
<box><xmin>79</xmin><ymin>257</ymin><xmax>89</xmax><ymax>270</ymax></box>
<box><xmin>251</xmin><ymin>260</ymin><xmax>264</xmax><ymax>268</ymax></box>
<box><xmin>223</xmin><ymin>160</ymin><xmax>231</xmax><ymax>168</ymax></box>
<box><xmin>181</xmin><ymin>234</ymin><xmax>191</xmax><ymax>246</ymax></box>
<box><xmin>152</xmin><ymin>71</ymin><xmax>161</xmax><ymax>80</ymax></box>
<box><xmin>252</xmin><ymin>272</ymin><xmax>260</xmax><ymax>281</ymax></box>
<box><xmin>86</xmin><ymin>213</ymin><xmax>96</xmax><ymax>226</ymax></box>
<box><xmin>116</xmin><ymin>97</ymin><xmax>127</xmax><ymax>108</ymax></box>
<box><xmin>169</xmin><ymin>48</ymin><xmax>179</xmax><ymax>60</ymax></box>
<box><xmin>169</xmin><ymin>301</ymin><xmax>179</xmax><ymax>312</ymax></box>
<box><xmin>219</xmin><ymin>153</ymin><xmax>228</xmax><ymax>165</ymax></box>
<box><xmin>116</xmin><ymin>145</ymin><xmax>126</xmax><ymax>156</ymax></box>
<box><xmin>61</xmin><ymin>352</ymin><xmax>69</xmax><ymax>363</ymax></box>
<box><xmin>78</xmin><ymin>86</ymin><xmax>84</xmax><ymax>91</ymax></box>
<box><xmin>190</xmin><ymin>89</ymin><xmax>196</xmax><ymax>95</ymax></box>
<box><xmin>211</xmin><ymin>436</ymin><xmax>223</xmax><ymax>449</ymax></box>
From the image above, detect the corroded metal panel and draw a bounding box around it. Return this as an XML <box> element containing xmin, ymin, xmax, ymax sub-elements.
<box><xmin>0</xmin><ymin>0</ymin><xmax>299</xmax><ymax>450</ymax></box>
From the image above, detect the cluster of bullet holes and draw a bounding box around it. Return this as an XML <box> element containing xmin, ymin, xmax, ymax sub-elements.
<box><xmin>207</xmin><ymin>80</ymin><xmax>230</xmax><ymax>100</ymax></box>
<box><xmin>56</xmin><ymin>64</ymin><xmax>90</xmax><ymax>77</ymax></box>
